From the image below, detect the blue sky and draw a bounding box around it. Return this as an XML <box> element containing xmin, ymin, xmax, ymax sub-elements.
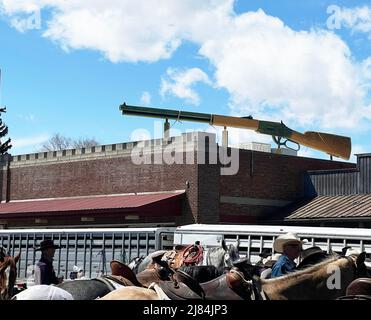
<box><xmin>0</xmin><ymin>0</ymin><xmax>370</xmax><ymax>162</ymax></box>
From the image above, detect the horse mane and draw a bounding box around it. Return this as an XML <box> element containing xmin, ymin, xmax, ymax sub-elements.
<box><xmin>179</xmin><ymin>265</ymin><xmax>226</xmax><ymax>283</ymax></box>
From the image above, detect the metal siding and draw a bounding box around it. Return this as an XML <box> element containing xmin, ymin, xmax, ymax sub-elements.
<box><xmin>363</xmin><ymin>158</ymin><xmax>371</xmax><ymax>193</ymax></box>
<box><xmin>359</xmin><ymin>156</ymin><xmax>371</xmax><ymax>194</ymax></box>
<box><xmin>307</xmin><ymin>171</ymin><xmax>359</xmax><ymax>196</ymax></box>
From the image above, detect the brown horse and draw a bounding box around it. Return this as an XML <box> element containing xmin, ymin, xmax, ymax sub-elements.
<box><xmin>0</xmin><ymin>248</ymin><xmax>20</xmax><ymax>300</ymax></box>
<box><xmin>99</xmin><ymin>286</ymin><xmax>161</xmax><ymax>300</ymax></box>
<box><xmin>261</xmin><ymin>253</ymin><xmax>367</xmax><ymax>300</ymax></box>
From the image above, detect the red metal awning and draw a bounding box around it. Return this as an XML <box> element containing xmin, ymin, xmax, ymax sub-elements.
<box><xmin>0</xmin><ymin>191</ymin><xmax>185</xmax><ymax>218</ymax></box>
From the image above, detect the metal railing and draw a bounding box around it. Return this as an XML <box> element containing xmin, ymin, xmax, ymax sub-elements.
<box><xmin>0</xmin><ymin>228</ymin><xmax>174</xmax><ymax>282</ymax></box>
<box><xmin>2</xmin><ymin>224</ymin><xmax>370</xmax><ymax>282</ymax></box>
<box><xmin>173</xmin><ymin>224</ymin><xmax>371</xmax><ymax>263</ymax></box>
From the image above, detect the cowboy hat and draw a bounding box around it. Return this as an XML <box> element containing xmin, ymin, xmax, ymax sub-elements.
<box><xmin>273</xmin><ymin>232</ymin><xmax>304</xmax><ymax>253</ymax></box>
<box><xmin>300</xmin><ymin>246</ymin><xmax>327</xmax><ymax>265</ymax></box>
<box><xmin>259</xmin><ymin>248</ymin><xmax>271</xmax><ymax>259</ymax></box>
<box><xmin>34</xmin><ymin>239</ymin><xmax>60</xmax><ymax>251</ymax></box>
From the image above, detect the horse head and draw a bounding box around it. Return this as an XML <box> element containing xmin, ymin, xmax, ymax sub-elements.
<box><xmin>349</xmin><ymin>251</ymin><xmax>368</xmax><ymax>278</ymax></box>
<box><xmin>221</xmin><ymin>239</ymin><xmax>240</xmax><ymax>268</ymax></box>
<box><xmin>0</xmin><ymin>250</ymin><xmax>20</xmax><ymax>300</ymax></box>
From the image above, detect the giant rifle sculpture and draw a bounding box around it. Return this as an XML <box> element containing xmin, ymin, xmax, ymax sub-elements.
<box><xmin>119</xmin><ymin>103</ymin><xmax>351</xmax><ymax>160</ymax></box>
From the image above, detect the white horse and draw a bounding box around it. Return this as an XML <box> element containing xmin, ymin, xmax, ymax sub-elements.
<box><xmin>12</xmin><ymin>285</ymin><xmax>74</xmax><ymax>300</ymax></box>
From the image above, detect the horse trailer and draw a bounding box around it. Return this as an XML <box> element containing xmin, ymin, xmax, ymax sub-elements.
<box><xmin>173</xmin><ymin>224</ymin><xmax>371</xmax><ymax>263</ymax></box>
<box><xmin>0</xmin><ymin>227</ymin><xmax>175</xmax><ymax>283</ymax></box>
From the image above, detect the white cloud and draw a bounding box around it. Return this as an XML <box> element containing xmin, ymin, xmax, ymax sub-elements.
<box><xmin>0</xmin><ymin>1</ymin><xmax>370</xmax><ymax>133</ymax></box>
<box><xmin>199</xmin><ymin>9</ymin><xmax>370</xmax><ymax>130</ymax></box>
<box><xmin>140</xmin><ymin>91</ymin><xmax>151</xmax><ymax>106</ymax></box>
<box><xmin>331</xmin><ymin>6</ymin><xmax>371</xmax><ymax>35</ymax></box>
<box><xmin>160</xmin><ymin>68</ymin><xmax>211</xmax><ymax>105</ymax></box>
<box><xmin>11</xmin><ymin>133</ymin><xmax>50</xmax><ymax>154</ymax></box>
<box><xmin>16</xmin><ymin>113</ymin><xmax>36</xmax><ymax>122</ymax></box>
<box><xmin>0</xmin><ymin>0</ymin><xmax>231</xmax><ymax>62</ymax></box>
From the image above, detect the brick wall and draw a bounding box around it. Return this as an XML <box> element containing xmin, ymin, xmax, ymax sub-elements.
<box><xmin>1</xmin><ymin>152</ymin><xmax>199</xmax><ymax>225</ymax></box>
<box><xmin>219</xmin><ymin>149</ymin><xmax>356</xmax><ymax>222</ymax></box>
<box><xmin>197</xmin><ymin>162</ymin><xmax>220</xmax><ymax>224</ymax></box>
<box><xmin>0</xmin><ymin>136</ymin><xmax>356</xmax><ymax>227</ymax></box>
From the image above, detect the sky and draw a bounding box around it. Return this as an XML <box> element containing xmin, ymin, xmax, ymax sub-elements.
<box><xmin>0</xmin><ymin>0</ymin><xmax>370</xmax><ymax>163</ymax></box>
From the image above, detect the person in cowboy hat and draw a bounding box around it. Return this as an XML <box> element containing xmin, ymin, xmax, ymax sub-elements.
<box><xmin>270</xmin><ymin>232</ymin><xmax>304</xmax><ymax>278</ymax></box>
<box><xmin>34</xmin><ymin>240</ymin><xmax>63</xmax><ymax>285</ymax></box>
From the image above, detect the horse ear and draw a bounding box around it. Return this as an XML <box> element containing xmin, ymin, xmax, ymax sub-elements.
<box><xmin>356</xmin><ymin>252</ymin><xmax>366</xmax><ymax>267</ymax></box>
<box><xmin>235</xmin><ymin>238</ymin><xmax>240</xmax><ymax>250</ymax></box>
<box><xmin>221</xmin><ymin>239</ymin><xmax>227</xmax><ymax>251</ymax></box>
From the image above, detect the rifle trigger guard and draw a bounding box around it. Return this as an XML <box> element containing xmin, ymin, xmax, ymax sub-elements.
<box><xmin>272</xmin><ymin>136</ymin><xmax>300</xmax><ymax>152</ymax></box>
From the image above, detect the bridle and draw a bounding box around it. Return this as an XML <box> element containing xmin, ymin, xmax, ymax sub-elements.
<box><xmin>342</xmin><ymin>255</ymin><xmax>360</xmax><ymax>279</ymax></box>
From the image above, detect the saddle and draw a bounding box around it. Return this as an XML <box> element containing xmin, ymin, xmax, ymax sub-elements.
<box><xmin>158</xmin><ymin>268</ymin><xmax>257</xmax><ymax>300</ymax></box>
<box><xmin>103</xmin><ymin>274</ymin><xmax>140</xmax><ymax>288</ymax></box>
<box><xmin>346</xmin><ymin>277</ymin><xmax>371</xmax><ymax>296</ymax></box>
<box><xmin>136</xmin><ymin>267</ymin><xmax>172</xmax><ymax>288</ymax></box>
<box><xmin>110</xmin><ymin>260</ymin><xmax>143</xmax><ymax>287</ymax></box>
<box><xmin>161</xmin><ymin>245</ymin><xmax>190</xmax><ymax>269</ymax></box>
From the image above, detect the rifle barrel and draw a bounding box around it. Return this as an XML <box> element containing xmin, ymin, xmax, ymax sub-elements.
<box><xmin>120</xmin><ymin>103</ymin><xmax>212</xmax><ymax>123</ymax></box>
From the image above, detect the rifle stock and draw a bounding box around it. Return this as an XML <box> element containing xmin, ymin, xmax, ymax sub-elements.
<box><xmin>120</xmin><ymin>103</ymin><xmax>352</xmax><ymax>160</ymax></box>
<box><xmin>290</xmin><ymin>131</ymin><xmax>351</xmax><ymax>160</ymax></box>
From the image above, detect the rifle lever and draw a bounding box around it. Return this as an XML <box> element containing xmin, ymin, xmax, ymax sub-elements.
<box><xmin>272</xmin><ymin>136</ymin><xmax>300</xmax><ymax>152</ymax></box>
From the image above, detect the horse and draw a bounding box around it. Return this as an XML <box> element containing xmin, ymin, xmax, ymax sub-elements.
<box><xmin>177</xmin><ymin>256</ymin><xmax>260</xmax><ymax>284</ymax></box>
<box><xmin>204</xmin><ymin>239</ymin><xmax>241</xmax><ymax>269</ymax></box>
<box><xmin>100</xmin><ymin>252</ymin><xmax>367</xmax><ymax>300</ymax></box>
<box><xmin>57</xmin><ymin>278</ymin><xmax>118</xmax><ymax>300</ymax></box>
<box><xmin>178</xmin><ymin>265</ymin><xmax>227</xmax><ymax>284</ymax></box>
<box><xmin>260</xmin><ymin>252</ymin><xmax>367</xmax><ymax>300</ymax></box>
<box><xmin>56</xmin><ymin>254</ymin><xmax>173</xmax><ymax>299</ymax></box>
<box><xmin>99</xmin><ymin>285</ymin><xmax>162</xmax><ymax>300</ymax></box>
<box><xmin>12</xmin><ymin>284</ymin><xmax>74</xmax><ymax>300</ymax></box>
<box><xmin>0</xmin><ymin>247</ymin><xmax>20</xmax><ymax>300</ymax></box>
<box><xmin>100</xmin><ymin>257</ymin><xmax>257</xmax><ymax>300</ymax></box>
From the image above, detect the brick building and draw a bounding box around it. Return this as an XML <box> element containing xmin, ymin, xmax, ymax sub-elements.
<box><xmin>0</xmin><ymin>132</ymin><xmax>355</xmax><ymax>229</ymax></box>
